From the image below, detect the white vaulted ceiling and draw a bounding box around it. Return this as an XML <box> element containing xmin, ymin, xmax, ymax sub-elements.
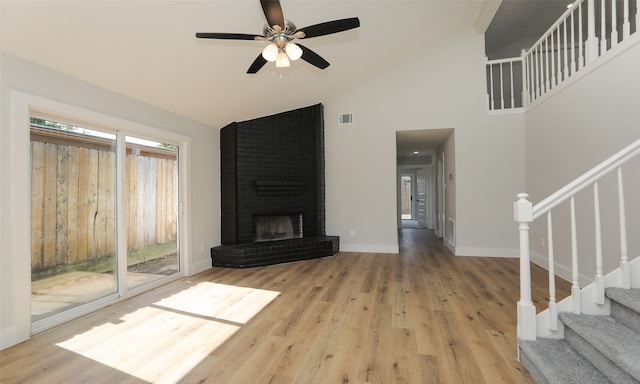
<box><xmin>1</xmin><ymin>0</ymin><xmax>500</xmax><ymax>128</ymax></box>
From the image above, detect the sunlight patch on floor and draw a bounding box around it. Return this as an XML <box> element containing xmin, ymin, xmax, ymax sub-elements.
<box><xmin>56</xmin><ymin>282</ymin><xmax>280</xmax><ymax>383</ymax></box>
<box><xmin>154</xmin><ymin>282</ymin><xmax>281</xmax><ymax>324</ymax></box>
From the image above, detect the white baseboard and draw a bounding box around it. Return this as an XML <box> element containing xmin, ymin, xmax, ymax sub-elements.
<box><xmin>631</xmin><ymin>255</ymin><xmax>640</xmax><ymax>289</ymax></box>
<box><xmin>191</xmin><ymin>257</ymin><xmax>212</xmax><ymax>275</ymax></box>
<box><xmin>444</xmin><ymin>238</ymin><xmax>455</xmax><ymax>254</ymax></box>
<box><xmin>339</xmin><ymin>244</ymin><xmax>399</xmax><ymax>254</ymax></box>
<box><xmin>454</xmin><ymin>246</ymin><xmax>519</xmax><ymax>258</ymax></box>
<box><xmin>1</xmin><ymin>325</ymin><xmax>29</xmax><ymax>351</ymax></box>
<box><xmin>530</xmin><ymin>251</ymin><xmax>592</xmax><ymax>286</ymax></box>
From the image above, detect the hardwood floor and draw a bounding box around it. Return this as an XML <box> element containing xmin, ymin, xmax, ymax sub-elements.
<box><xmin>0</xmin><ymin>229</ymin><xmax>570</xmax><ymax>383</ymax></box>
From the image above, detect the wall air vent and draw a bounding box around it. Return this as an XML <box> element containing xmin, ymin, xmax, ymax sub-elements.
<box><xmin>338</xmin><ymin>113</ymin><xmax>354</xmax><ymax>125</ymax></box>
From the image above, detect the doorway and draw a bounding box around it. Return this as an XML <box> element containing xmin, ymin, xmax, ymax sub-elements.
<box><xmin>396</xmin><ymin>129</ymin><xmax>454</xmax><ymax>232</ymax></box>
<box><xmin>400</xmin><ymin>174</ymin><xmax>413</xmax><ymax>220</ymax></box>
<box><xmin>398</xmin><ymin>168</ymin><xmax>426</xmax><ymax>229</ymax></box>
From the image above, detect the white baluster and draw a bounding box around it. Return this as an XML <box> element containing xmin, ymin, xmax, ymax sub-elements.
<box><xmin>499</xmin><ymin>63</ymin><xmax>504</xmax><ymax>109</ymax></box>
<box><xmin>557</xmin><ymin>24</ymin><xmax>563</xmax><ymax>81</ymax></box>
<box><xmin>522</xmin><ymin>50</ymin><xmax>530</xmax><ymax>106</ymax></box>
<box><xmin>611</xmin><ymin>0</ymin><xmax>618</xmax><ymax>47</ymax></box>
<box><xmin>601</xmin><ymin>0</ymin><xmax>608</xmax><ymax>55</ymax></box>
<box><xmin>618</xmin><ymin>167</ymin><xmax>630</xmax><ymax>288</ymax></box>
<box><xmin>623</xmin><ymin>0</ymin><xmax>630</xmax><ymax>38</ymax></box>
<box><xmin>563</xmin><ymin>19</ymin><xmax>569</xmax><ymax>77</ymax></box>
<box><xmin>593</xmin><ymin>182</ymin><xmax>605</xmax><ymax>304</ymax></box>
<box><xmin>530</xmin><ymin>52</ymin><xmax>535</xmax><ymax>101</ymax></box>
<box><xmin>509</xmin><ymin>61</ymin><xmax>515</xmax><ymax>108</ymax></box>
<box><xmin>636</xmin><ymin>0</ymin><xmax>639</xmax><ymax>36</ymax></box>
<box><xmin>570</xmin><ymin>196</ymin><xmax>581</xmax><ymax>314</ymax></box>
<box><xmin>515</xmin><ymin>193</ymin><xmax>536</xmax><ymax>341</ymax></box>
<box><xmin>532</xmin><ymin>49</ymin><xmax>537</xmax><ymax>100</ymax></box>
<box><xmin>579</xmin><ymin>2</ymin><xmax>584</xmax><ymax>68</ymax></box>
<box><xmin>538</xmin><ymin>45</ymin><xmax>543</xmax><ymax>97</ymax></box>
<box><xmin>489</xmin><ymin>62</ymin><xmax>495</xmax><ymax>110</ymax></box>
<box><xmin>587</xmin><ymin>0</ymin><xmax>598</xmax><ymax>62</ymax></box>
<box><xmin>637</xmin><ymin>0</ymin><xmax>640</xmax><ymax>35</ymax></box>
<box><xmin>545</xmin><ymin>36</ymin><xmax>550</xmax><ymax>91</ymax></box>
<box><xmin>571</xmin><ymin>9</ymin><xmax>576</xmax><ymax>74</ymax></box>
<box><xmin>547</xmin><ymin>212</ymin><xmax>558</xmax><ymax>331</ymax></box>
<box><xmin>551</xmin><ymin>30</ymin><xmax>556</xmax><ymax>87</ymax></box>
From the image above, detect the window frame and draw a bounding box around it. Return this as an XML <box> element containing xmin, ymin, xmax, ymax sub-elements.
<box><xmin>10</xmin><ymin>91</ymin><xmax>192</xmax><ymax>337</ymax></box>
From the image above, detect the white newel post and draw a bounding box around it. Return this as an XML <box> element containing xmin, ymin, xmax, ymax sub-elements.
<box><xmin>586</xmin><ymin>0</ymin><xmax>599</xmax><ymax>63</ymax></box>
<box><xmin>514</xmin><ymin>193</ymin><xmax>536</xmax><ymax>341</ymax></box>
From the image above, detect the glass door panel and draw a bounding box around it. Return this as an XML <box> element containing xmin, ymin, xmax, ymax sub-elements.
<box><xmin>30</xmin><ymin>119</ymin><xmax>118</xmax><ymax>322</ymax></box>
<box><xmin>125</xmin><ymin>136</ymin><xmax>179</xmax><ymax>289</ymax></box>
<box><xmin>401</xmin><ymin>175</ymin><xmax>412</xmax><ymax>220</ymax></box>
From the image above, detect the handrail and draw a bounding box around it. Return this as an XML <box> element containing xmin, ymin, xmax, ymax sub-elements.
<box><xmin>488</xmin><ymin>0</ymin><xmax>639</xmax><ymax>112</ymax></box>
<box><xmin>522</xmin><ymin>0</ymin><xmax>586</xmax><ymax>58</ymax></box>
<box><xmin>532</xmin><ymin>138</ymin><xmax>640</xmax><ymax>219</ymax></box>
<box><xmin>515</xmin><ymin>136</ymin><xmax>639</xmax><ymax>341</ymax></box>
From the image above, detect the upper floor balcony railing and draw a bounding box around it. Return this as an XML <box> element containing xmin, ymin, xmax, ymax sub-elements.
<box><xmin>486</xmin><ymin>0</ymin><xmax>639</xmax><ymax>113</ymax></box>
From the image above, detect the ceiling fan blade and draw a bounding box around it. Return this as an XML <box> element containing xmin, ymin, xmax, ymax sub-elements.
<box><xmin>260</xmin><ymin>0</ymin><xmax>285</xmax><ymax>28</ymax></box>
<box><xmin>196</xmin><ymin>32</ymin><xmax>262</xmax><ymax>40</ymax></box>
<box><xmin>296</xmin><ymin>17</ymin><xmax>360</xmax><ymax>39</ymax></box>
<box><xmin>247</xmin><ymin>54</ymin><xmax>268</xmax><ymax>74</ymax></box>
<box><xmin>298</xmin><ymin>44</ymin><xmax>330</xmax><ymax>69</ymax></box>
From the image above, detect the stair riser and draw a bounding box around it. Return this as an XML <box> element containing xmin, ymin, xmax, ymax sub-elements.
<box><xmin>610</xmin><ymin>300</ymin><xmax>640</xmax><ymax>334</ymax></box>
<box><xmin>519</xmin><ymin>348</ymin><xmax>551</xmax><ymax>384</ymax></box>
<box><xmin>563</xmin><ymin>327</ymin><xmax>638</xmax><ymax>384</ymax></box>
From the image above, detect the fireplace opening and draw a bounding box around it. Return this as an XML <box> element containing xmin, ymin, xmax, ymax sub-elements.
<box><xmin>254</xmin><ymin>213</ymin><xmax>303</xmax><ymax>242</ymax></box>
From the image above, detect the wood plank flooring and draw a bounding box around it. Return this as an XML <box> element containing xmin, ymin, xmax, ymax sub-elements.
<box><xmin>0</xmin><ymin>229</ymin><xmax>570</xmax><ymax>383</ymax></box>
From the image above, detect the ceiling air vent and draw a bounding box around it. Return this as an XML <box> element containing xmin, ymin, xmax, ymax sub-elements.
<box><xmin>338</xmin><ymin>113</ymin><xmax>354</xmax><ymax>125</ymax></box>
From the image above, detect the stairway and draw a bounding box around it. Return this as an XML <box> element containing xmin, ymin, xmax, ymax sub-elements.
<box><xmin>519</xmin><ymin>288</ymin><xmax>640</xmax><ymax>384</ymax></box>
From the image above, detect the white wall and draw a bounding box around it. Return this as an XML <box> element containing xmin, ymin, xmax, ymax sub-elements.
<box><xmin>0</xmin><ymin>52</ymin><xmax>219</xmax><ymax>349</ymax></box>
<box><xmin>324</xmin><ymin>29</ymin><xmax>526</xmax><ymax>257</ymax></box>
<box><xmin>524</xmin><ymin>39</ymin><xmax>640</xmax><ymax>283</ymax></box>
<box><xmin>439</xmin><ymin>132</ymin><xmax>457</xmax><ymax>248</ymax></box>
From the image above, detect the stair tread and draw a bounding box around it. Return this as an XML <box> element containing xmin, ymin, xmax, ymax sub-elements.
<box><xmin>559</xmin><ymin>312</ymin><xmax>640</xmax><ymax>380</ymax></box>
<box><xmin>606</xmin><ymin>287</ymin><xmax>640</xmax><ymax>313</ymax></box>
<box><xmin>520</xmin><ymin>338</ymin><xmax>612</xmax><ymax>384</ymax></box>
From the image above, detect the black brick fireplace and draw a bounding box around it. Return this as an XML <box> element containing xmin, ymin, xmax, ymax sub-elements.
<box><xmin>211</xmin><ymin>103</ymin><xmax>339</xmax><ymax>268</ymax></box>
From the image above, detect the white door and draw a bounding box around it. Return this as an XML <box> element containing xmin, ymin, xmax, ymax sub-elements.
<box><xmin>416</xmin><ymin>168</ymin><xmax>427</xmax><ymax>228</ymax></box>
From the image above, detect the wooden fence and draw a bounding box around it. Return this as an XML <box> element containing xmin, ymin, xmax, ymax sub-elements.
<box><xmin>30</xmin><ymin>136</ymin><xmax>178</xmax><ymax>272</ymax></box>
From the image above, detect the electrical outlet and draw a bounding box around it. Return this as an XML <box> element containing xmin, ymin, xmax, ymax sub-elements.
<box><xmin>350</xmin><ymin>229</ymin><xmax>355</xmax><ymax>237</ymax></box>
<box><xmin>541</xmin><ymin>238</ymin><xmax>545</xmax><ymax>248</ymax></box>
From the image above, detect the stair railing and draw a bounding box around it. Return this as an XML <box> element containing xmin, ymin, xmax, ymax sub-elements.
<box><xmin>514</xmin><ymin>138</ymin><xmax>640</xmax><ymax>341</ymax></box>
<box><xmin>487</xmin><ymin>0</ymin><xmax>639</xmax><ymax>113</ymax></box>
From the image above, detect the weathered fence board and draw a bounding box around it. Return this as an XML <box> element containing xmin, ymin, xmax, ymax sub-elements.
<box><xmin>31</xmin><ymin>142</ymin><xmax>45</xmax><ymax>268</ymax></box>
<box><xmin>86</xmin><ymin>148</ymin><xmax>99</xmax><ymax>263</ymax></box>
<box><xmin>30</xmin><ymin>139</ymin><xmax>177</xmax><ymax>271</ymax></box>
<box><xmin>43</xmin><ymin>143</ymin><xmax>57</xmax><ymax>268</ymax></box>
<box><xmin>77</xmin><ymin>147</ymin><xmax>89</xmax><ymax>262</ymax></box>
<box><xmin>67</xmin><ymin>146</ymin><xmax>79</xmax><ymax>264</ymax></box>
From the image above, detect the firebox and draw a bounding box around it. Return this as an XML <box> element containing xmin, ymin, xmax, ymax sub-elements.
<box><xmin>254</xmin><ymin>213</ymin><xmax>303</xmax><ymax>242</ymax></box>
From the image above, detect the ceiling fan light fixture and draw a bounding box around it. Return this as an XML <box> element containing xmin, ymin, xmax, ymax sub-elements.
<box><xmin>284</xmin><ymin>42</ymin><xmax>303</xmax><ymax>61</ymax></box>
<box><xmin>276</xmin><ymin>50</ymin><xmax>290</xmax><ymax>67</ymax></box>
<box><xmin>262</xmin><ymin>43</ymin><xmax>279</xmax><ymax>62</ymax></box>
<box><xmin>195</xmin><ymin>0</ymin><xmax>360</xmax><ymax>73</ymax></box>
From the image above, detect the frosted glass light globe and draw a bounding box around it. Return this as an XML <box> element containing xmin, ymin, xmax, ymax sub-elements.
<box><xmin>285</xmin><ymin>42</ymin><xmax>303</xmax><ymax>61</ymax></box>
<box><xmin>261</xmin><ymin>44</ymin><xmax>278</xmax><ymax>62</ymax></box>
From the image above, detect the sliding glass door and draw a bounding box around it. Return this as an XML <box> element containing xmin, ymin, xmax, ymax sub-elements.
<box><xmin>125</xmin><ymin>136</ymin><xmax>179</xmax><ymax>289</ymax></box>
<box><xmin>30</xmin><ymin>119</ymin><xmax>118</xmax><ymax>322</ymax></box>
<box><xmin>30</xmin><ymin>118</ymin><xmax>181</xmax><ymax>326</ymax></box>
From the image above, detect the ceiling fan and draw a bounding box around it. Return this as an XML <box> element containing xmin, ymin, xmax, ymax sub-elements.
<box><xmin>196</xmin><ymin>0</ymin><xmax>360</xmax><ymax>74</ymax></box>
